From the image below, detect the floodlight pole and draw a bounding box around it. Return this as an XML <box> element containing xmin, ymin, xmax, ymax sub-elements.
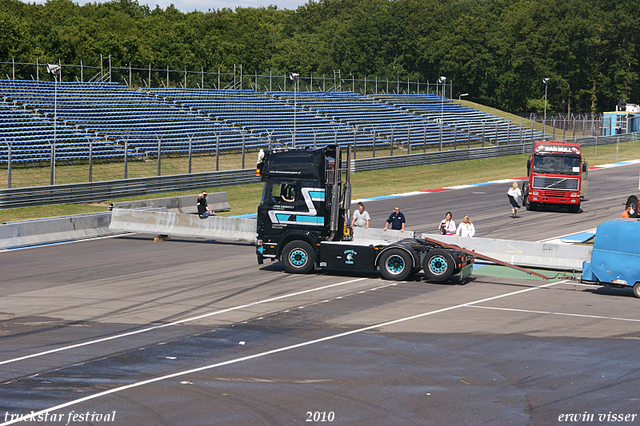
<box><xmin>47</xmin><ymin>64</ymin><xmax>61</xmax><ymax>185</ymax></box>
<box><xmin>542</xmin><ymin>78</ymin><xmax>550</xmax><ymax>140</ymax></box>
<box><xmin>438</xmin><ymin>76</ymin><xmax>446</xmax><ymax>151</ymax></box>
<box><xmin>54</xmin><ymin>74</ymin><xmax>57</xmax><ymax>184</ymax></box>
<box><xmin>290</xmin><ymin>73</ymin><xmax>299</xmax><ymax>148</ymax></box>
<box><xmin>3</xmin><ymin>139</ymin><xmax>11</xmax><ymax>188</ymax></box>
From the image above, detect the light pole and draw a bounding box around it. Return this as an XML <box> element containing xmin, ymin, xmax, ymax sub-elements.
<box><xmin>3</xmin><ymin>139</ymin><xmax>11</xmax><ymax>189</ymax></box>
<box><xmin>290</xmin><ymin>73</ymin><xmax>299</xmax><ymax>148</ymax></box>
<box><xmin>47</xmin><ymin>63</ymin><xmax>61</xmax><ymax>185</ymax></box>
<box><xmin>438</xmin><ymin>76</ymin><xmax>446</xmax><ymax>150</ymax></box>
<box><xmin>542</xmin><ymin>78</ymin><xmax>550</xmax><ymax>140</ymax></box>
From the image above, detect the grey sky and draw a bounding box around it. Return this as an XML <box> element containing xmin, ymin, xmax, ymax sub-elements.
<box><xmin>22</xmin><ymin>0</ymin><xmax>309</xmax><ymax>12</ymax></box>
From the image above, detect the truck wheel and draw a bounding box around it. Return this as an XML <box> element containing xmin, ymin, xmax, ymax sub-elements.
<box><xmin>525</xmin><ymin>198</ymin><xmax>537</xmax><ymax>211</ymax></box>
<box><xmin>626</xmin><ymin>196</ymin><xmax>638</xmax><ymax>218</ymax></box>
<box><xmin>379</xmin><ymin>249</ymin><xmax>414</xmax><ymax>281</ymax></box>
<box><xmin>282</xmin><ymin>241</ymin><xmax>315</xmax><ymax>274</ymax></box>
<box><xmin>567</xmin><ymin>203</ymin><xmax>580</xmax><ymax>213</ymax></box>
<box><xmin>424</xmin><ymin>249</ymin><xmax>455</xmax><ymax>282</ymax></box>
<box><xmin>633</xmin><ymin>283</ymin><xmax>640</xmax><ymax>299</ymax></box>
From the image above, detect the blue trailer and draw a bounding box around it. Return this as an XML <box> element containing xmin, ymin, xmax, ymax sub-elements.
<box><xmin>581</xmin><ymin>219</ymin><xmax>640</xmax><ymax>297</ymax></box>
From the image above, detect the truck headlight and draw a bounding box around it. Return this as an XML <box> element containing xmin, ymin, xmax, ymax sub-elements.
<box><xmin>570</xmin><ymin>193</ymin><xmax>577</xmax><ymax>197</ymax></box>
<box><xmin>532</xmin><ymin>191</ymin><xmax>538</xmax><ymax>195</ymax></box>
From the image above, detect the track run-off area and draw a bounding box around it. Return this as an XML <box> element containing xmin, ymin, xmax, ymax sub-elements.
<box><xmin>1</xmin><ymin>161</ymin><xmax>640</xmax><ymax>425</ymax></box>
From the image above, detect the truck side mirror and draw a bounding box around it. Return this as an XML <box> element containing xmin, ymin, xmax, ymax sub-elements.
<box><xmin>526</xmin><ymin>158</ymin><xmax>531</xmax><ymax>176</ymax></box>
<box><xmin>582</xmin><ymin>162</ymin><xmax>588</xmax><ymax>172</ymax></box>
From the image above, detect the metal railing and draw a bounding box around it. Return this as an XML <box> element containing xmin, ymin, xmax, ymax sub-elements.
<box><xmin>0</xmin><ymin>57</ymin><xmax>453</xmax><ymax>97</ymax></box>
<box><xmin>1</xmin><ymin>133</ymin><xmax>631</xmax><ymax>210</ymax></box>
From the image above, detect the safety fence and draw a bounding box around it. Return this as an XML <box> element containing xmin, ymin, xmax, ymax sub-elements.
<box><xmin>0</xmin><ymin>57</ymin><xmax>452</xmax><ymax>97</ymax></box>
<box><xmin>0</xmin><ymin>133</ymin><xmax>632</xmax><ymax>209</ymax></box>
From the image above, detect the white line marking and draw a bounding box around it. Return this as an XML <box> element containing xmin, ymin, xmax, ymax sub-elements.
<box><xmin>0</xmin><ymin>280</ymin><xmax>566</xmax><ymax>425</ymax></box>
<box><xmin>0</xmin><ymin>233</ymin><xmax>137</xmax><ymax>253</ymax></box>
<box><xmin>0</xmin><ymin>277</ymin><xmax>369</xmax><ymax>367</ymax></box>
<box><xmin>468</xmin><ymin>305</ymin><xmax>640</xmax><ymax>322</ymax></box>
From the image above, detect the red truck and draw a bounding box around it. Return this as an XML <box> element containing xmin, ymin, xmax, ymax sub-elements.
<box><xmin>522</xmin><ymin>140</ymin><xmax>589</xmax><ymax>213</ymax></box>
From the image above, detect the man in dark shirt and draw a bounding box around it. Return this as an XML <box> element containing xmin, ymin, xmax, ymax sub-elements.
<box><xmin>383</xmin><ymin>206</ymin><xmax>405</xmax><ymax>232</ymax></box>
<box><xmin>196</xmin><ymin>191</ymin><xmax>217</xmax><ymax>219</ymax></box>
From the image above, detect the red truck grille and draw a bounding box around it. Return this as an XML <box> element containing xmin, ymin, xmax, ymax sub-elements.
<box><xmin>532</xmin><ymin>176</ymin><xmax>579</xmax><ymax>191</ymax></box>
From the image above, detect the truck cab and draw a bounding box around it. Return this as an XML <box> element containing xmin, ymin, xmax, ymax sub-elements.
<box><xmin>256</xmin><ymin>145</ymin><xmax>348</xmax><ymax>271</ymax></box>
<box><xmin>523</xmin><ymin>141</ymin><xmax>588</xmax><ymax>213</ymax></box>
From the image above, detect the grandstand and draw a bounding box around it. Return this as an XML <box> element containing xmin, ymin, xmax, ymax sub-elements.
<box><xmin>270</xmin><ymin>91</ymin><xmax>479</xmax><ymax>151</ymax></box>
<box><xmin>373</xmin><ymin>94</ymin><xmax>543</xmax><ymax>145</ymax></box>
<box><xmin>0</xmin><ymin>80</ymin><xmax>542</xmax><ymax>166</ymax></box>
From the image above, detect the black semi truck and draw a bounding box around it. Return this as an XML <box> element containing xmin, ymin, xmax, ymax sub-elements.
<box><xmin>255</xmin><ymin>145</ymin><xmax>474</xmax><ymax>281</ymax></box>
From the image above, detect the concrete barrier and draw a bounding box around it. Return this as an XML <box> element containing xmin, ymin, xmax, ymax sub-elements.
<box><xmin>0</xmin><ymin>212</ymin><xmax>115</xmax><ymax>249</ymax></box>
<box><xmin>109</xmin><ymin>209</ymin><xmax>256</xmax><ymax>244</ymax></box>
<box><xmin>0</xmin><ymin>211</ymin><xmax>590</xmax><ymax>270</ymax></box>
<box><xmin>109</xmin><ymin>192</ymin><xmax>230</xmax><ymax>214</ymax></box>
<box><xmin>418</xmin><ymin>233</ymin><xmax>592</xmax><ymax>271</ymax></box>
<box><xmin>352</xmin><ymin>227</ymin><xmax>415</xmax><ymax>242</ymax></box>
<box><xmin>352</xmin><ymin>228</ymin><xmax>591</xmax><ymax>270</ymax></box>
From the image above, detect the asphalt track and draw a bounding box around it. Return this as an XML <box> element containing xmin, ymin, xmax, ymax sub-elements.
<box><xmin>1</xmin><ymin>162</ymin><xmax>640</xmax><ymax>426</ymax></box>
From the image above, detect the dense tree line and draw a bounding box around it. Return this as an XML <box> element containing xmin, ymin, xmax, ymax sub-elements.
<box><xmin>1</xmin><ymin>0</ymin><xmax>638</xmax><ymax>113</ymax></box>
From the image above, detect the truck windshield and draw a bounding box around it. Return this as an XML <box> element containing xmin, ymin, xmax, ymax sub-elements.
<box><xmin>532</xmin><ymin>155</ymin><xmax>581</xmax><ymax>175</ymax></box>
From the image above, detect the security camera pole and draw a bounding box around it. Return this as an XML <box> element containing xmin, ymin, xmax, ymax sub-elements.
<box><xmin>290</xmin><ymin>73</ymin><xmax>299</xmax><ymax>148</ymax></box>
<box><xmin>47</xmin><ymin>63</ymin><xmax>61</xmax><ymax>185</ymax></box>
<box><xmin>542</xmin><ymin>78</ymin><xmax>550</xmax><ymax>140</ymax></box>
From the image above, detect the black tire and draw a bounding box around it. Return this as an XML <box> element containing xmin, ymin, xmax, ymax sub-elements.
<box><xmin>567</xmin><ymin>203</ymin><xmax>580</xmax><ymax>213</ymax></box>
<box><xmin>282</xmin><ymin>241</ymin><xmax>315</xmax><ymax>274</ymax></box>
<box><xmin>424</xmin><ymin>249</ymin><xmax>455</xmax><ymax>282</ymax></box>
<box><xmin>526</xmin><ymin>199</ymin><xmax>538</xmax><ymax>211</ymax></box>
<box><xmin>633</xmin><ymin>283</ymin><xmax>640</xmax><ymax>299</ymax></box>
<box><xmin>379</xmin><ymin>248</ymin><xmax>414</xmax><ymax>281</ymax></box>
<box><xmin>626</xmin><ymin>196</ymin><xmax>638</xmax><ymax>218</ymax></box>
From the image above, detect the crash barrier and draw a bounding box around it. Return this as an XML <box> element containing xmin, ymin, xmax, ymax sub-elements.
<box><xmin>0</xmin><ymin>211</ymin><xmax>591</xmax><ymax>270</ymax></box>
<box><xmin>0</xmin><ymin>212</ymin><xmax>115</xmax><ymax>250</ymax></box>
<box><xmin>2</xmin><ymin>133</ymin><xmax>632</xmax><ymax>210</ymax></box>
<box><xmin>0</xmin><ymin>169</ymin><xmax>258</xmax><ymax>209</ymax></box>
<box><xmin>421</xmin><ymin>234</ymin><xmax>591</xmax><ymax>271</ymax></box>
<box><xmin>108</xmin><ymin>209</ymin><xmax>256</xmax><ymax>244</ymax></box>
<box><xmin>109</xmin><ymin>192</ymin><xmax>230</xmax><ymax>214</ymax></box>
<box><xmin>352</xmin><ymin>227</ymin><xmax>415</xmax><ymax>242</ymax></box>
<box><xmin>353</xmin><ymin>227</ymin><xmax>591</xmax><ymax>271</ymax></box>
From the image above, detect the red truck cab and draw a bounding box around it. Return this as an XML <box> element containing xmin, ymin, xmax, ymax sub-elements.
<box><xmin>523</xmin><ymin>140</ymin><xmax>588</xmax><ymax>213</ymax></box>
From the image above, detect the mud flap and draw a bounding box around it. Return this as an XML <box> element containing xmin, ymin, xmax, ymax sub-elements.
<box><xmin>460</xmin><ymin>263</ymin><xmax>473</xmax><ymax>279</ymax></box>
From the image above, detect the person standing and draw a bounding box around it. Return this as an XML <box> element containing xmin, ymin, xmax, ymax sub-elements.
<box><xmin>456</xmin><ymin>215</ymin><xmax>475</xmax><ymax>237</ymax></box>
<box><xmin>351</xmin><ymin>202</ymin><xmax>371</xmax><ymax>228</ymax></box>
<box><xmin>507</xmin><ymin>182</ymin><xmax>523</xmax><ymax>218</ymax></box>
<box><xmin>197</xmin><ymin>191</ymin><xmax>217</xmax><ymax>219</ymax></box>
<box><xmin>439</xmin><ymin>211</ymin><xmax>456</xmax><ymax>235</ymax></box>
<box><xmin>383</xmin><ymin>206</ymin><xmax>405</xmax><ymax>232</ymax></box>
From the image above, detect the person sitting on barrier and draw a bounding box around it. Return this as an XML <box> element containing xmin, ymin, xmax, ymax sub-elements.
<box><xmin>197</xmin><ymin>191</ymin><xmax>217</xmax><ymax>219</ymax></box>
<box><xmin>456</xmin><ymin>215</ymin><xmax>475</xmax><ymax>237</ymax></box>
